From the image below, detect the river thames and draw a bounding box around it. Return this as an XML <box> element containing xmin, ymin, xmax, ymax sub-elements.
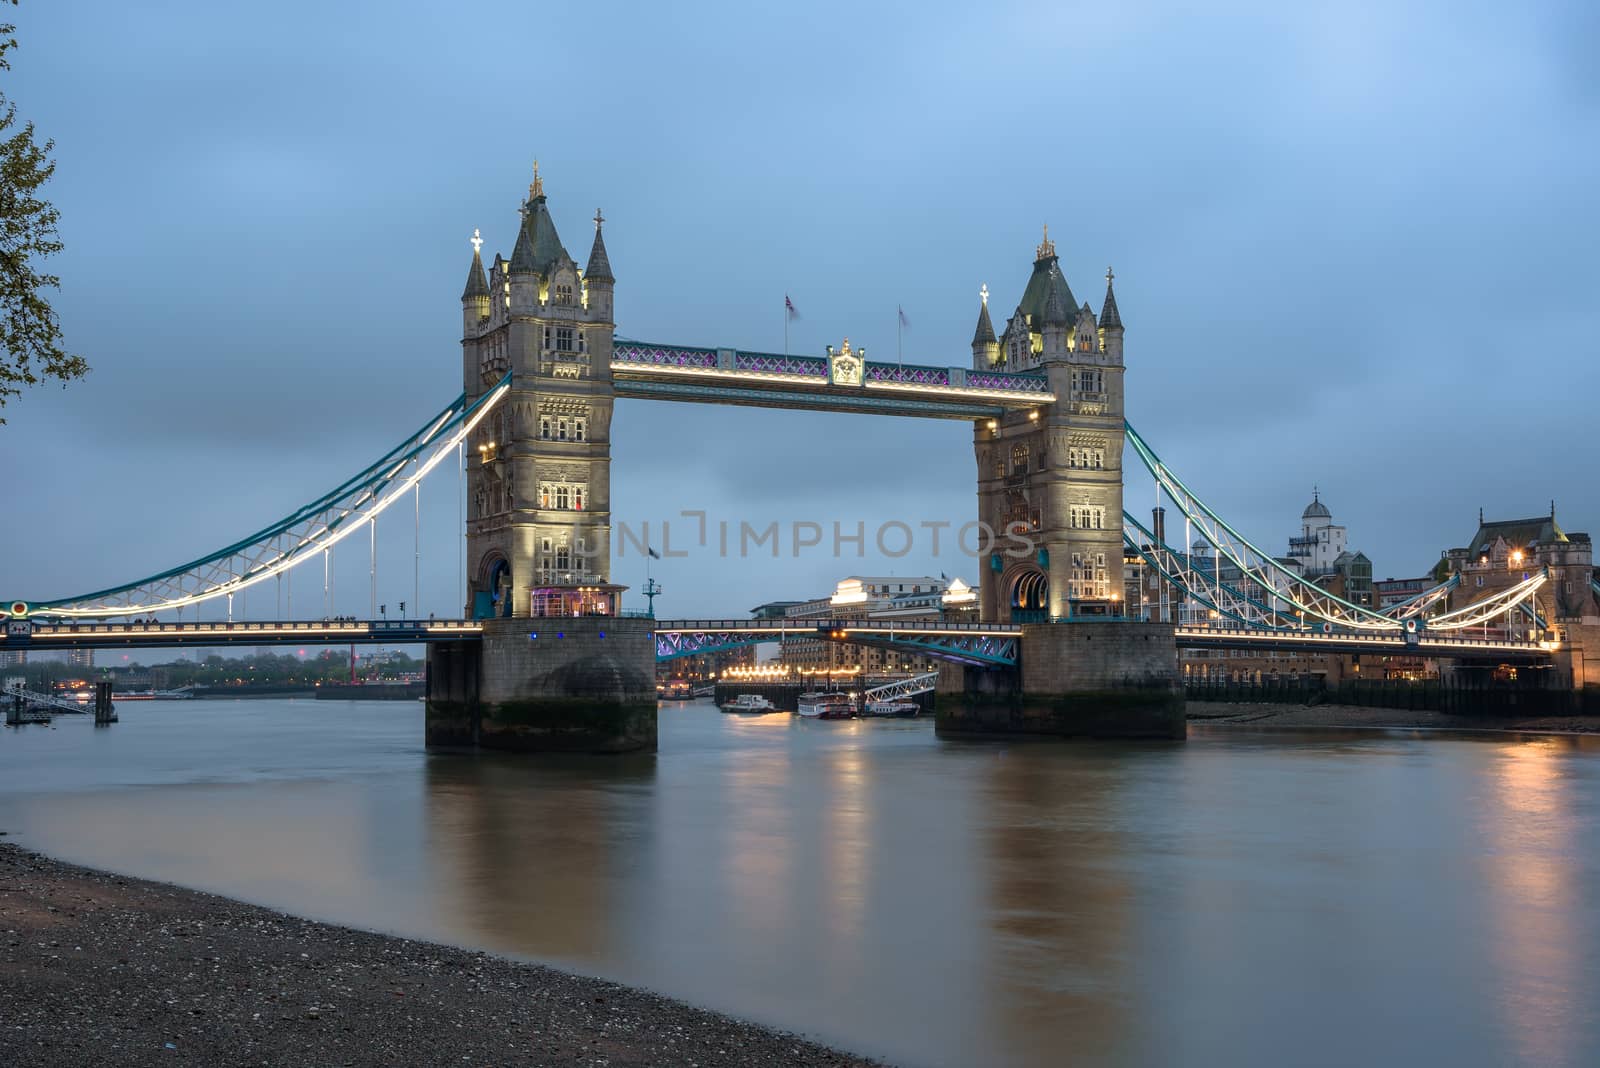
<box><xmin>2</xmin><ymin>700</ymin><xmax>1597</xmax><ymax>1067</ymax></box>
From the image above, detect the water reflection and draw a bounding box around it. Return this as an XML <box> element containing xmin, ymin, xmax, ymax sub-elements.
<box><xmin>979</xmin><ymin>748</ymin><xmax>1130</xmax><ymax>1064</ymax></box>
<box><xmin>3</xmin><ymin>704</ymin><xmax>1600</xmax><ymax>1067</ymax></box>
<box><xmin>423</xmin><ymin>753</ymin><xmax>656</xmax><ymax>966</ymax></box>
<box><xmin>1482</xmin><ymin>738</ymin><xmax>1586</xmax><ymax>1067</ymax></box>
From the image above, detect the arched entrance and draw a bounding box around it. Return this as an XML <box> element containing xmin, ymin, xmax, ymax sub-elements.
<box><xmin>1009</xmin><ymin>568</ymin><xmax>1048</xmax><ymax>623</ymax></box>
<box><xmin>473</xmin><ymin>555</ymin><xmax>512</xmax><ymax>619</ymax></box>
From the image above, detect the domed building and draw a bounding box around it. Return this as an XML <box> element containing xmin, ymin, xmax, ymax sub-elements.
<box><xmin>1288</xmin><ymin>488</ymin><xmax>1346</xmax><ymax>576</ymax></box>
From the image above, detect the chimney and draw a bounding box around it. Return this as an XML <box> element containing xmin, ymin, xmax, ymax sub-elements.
<box><xmin>1153</xmin><ymin>506</ymin><xmax>1167</xmax><ymax>547</ymax></box>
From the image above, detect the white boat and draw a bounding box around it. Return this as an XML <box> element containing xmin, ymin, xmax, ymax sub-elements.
<box><xmin>862</xmin><ymin>699</ymin><xmax>919</xmax><ymax>718</ymax></box>
<box><xmin>720</xmin><ymin>693</ymin><xmax>776</xmax><ymax>714</ymax></box>
<box><xmin>796</xmin><ymin>691</ymin><xmax>854</xmax><ymax>719</ymax></box>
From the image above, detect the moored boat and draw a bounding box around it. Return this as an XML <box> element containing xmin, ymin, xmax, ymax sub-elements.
<box><xmin>862</xmin><ymin>699</ymin><xmax>919</xmax><ymax>718</ymax></box>
<box><xmin>720</xmin><ymin>693</ymin><xmax>777</xmax><ymax>714</ymax></box>
<box><xmin>796</xmin><ymin>691</ymin><xmax>855</xmax><ymax>719</ymax></box>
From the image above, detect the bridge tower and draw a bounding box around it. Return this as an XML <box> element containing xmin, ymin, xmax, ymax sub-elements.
<box><xmin>459</xmin><ymin>165</ymin><xmax>620</xmax><ymax>619</ymax></box>
<box><xmin>971</xmin><ymin>231</ymin><xmax>1126</xmax><ymax>623</ymax></box>
<box><xmin>432</xmin><ymin>166</ymin><xmax>655</xmax><ymax>755</ymax></box>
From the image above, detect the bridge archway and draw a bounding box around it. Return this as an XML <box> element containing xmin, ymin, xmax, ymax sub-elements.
<box><xmin>1008</xmin><ymin>566</ymin><xmax>1048</xmax><ymax>623</ymax></box>
<box><xmin>474</xmin><ymin>553</ymin><xmax>512</xmax><ymax>620</ymax></box>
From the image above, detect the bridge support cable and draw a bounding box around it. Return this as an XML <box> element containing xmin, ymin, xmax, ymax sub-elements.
<box><xmin>1122</xmin><ymin>512</ymin><xmax>1293</xmax><ymax>630</ymax></box>
<box><xmin>1379</xmin><ymin>575</ymin><xmax>1459</xmax><ymax>621</ymax></box>
<box><xmin>1415</xmin><ymin>570</ymin><xmax>1550</xmax><ymax>631</ymax></box>
<box><xmin>862</xmin><ymin>673</ymin><xmax>939</xmax><ymax>701</ymax></box>
<box><xmin>1126</xmin><ymin>422</ymin><xmax>1551</xmax><ymax>635</ymax></box>
<box><xmin>1124</xmin><ymin>422</ymin><xmax>1404</xmax><ymax>631</ymax></box>
<box><xmin>19</xmin><ymin>375</ymin><xmax>512</xmax><ymax>619</ymax></box>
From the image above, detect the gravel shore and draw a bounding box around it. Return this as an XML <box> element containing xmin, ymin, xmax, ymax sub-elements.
<box><xmin>0</xmin><ymin>843</ymin><xmax>885</xmax><ymax>1067</ymax></box>
<box><xmin>1188</xmin><ymin>700</ymin><xmax>1600</xmax><ymax>735</ymax></box>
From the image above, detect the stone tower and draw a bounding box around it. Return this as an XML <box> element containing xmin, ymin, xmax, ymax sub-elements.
<box><xmin>459</xmin><ymin>165</ymin><xmax>621</xmax><ymax>618</ymax></box>
<box><xmin>971</xmin><ymin>230</ymin><xmax>1126</xmax><ymax>622</ymax></box>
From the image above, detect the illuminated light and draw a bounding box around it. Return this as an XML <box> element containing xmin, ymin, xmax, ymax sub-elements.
<box><xmin>1029</xmin><ymin>410</ymin><xmax>1039</xmax><ymax>421</ymax></box>
<box><xmin>986</xmin><ymin>420</ymin><xmax>998</xmax><ymax>431</ymax></box>
<box><xmin>557</xmin><ymin>631</ymin><xmax>564</xmax><ymax>639</ymax></box>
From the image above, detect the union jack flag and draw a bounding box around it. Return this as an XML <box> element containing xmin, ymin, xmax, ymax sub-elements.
<box><xmin>785</xmin><ymin>294</ymin><xmax>800</xmax><ymax>321</ymax></box>
<box><xmin>898</xmin><ymin>306</ymin><xmax>910</xmax><ymax>328</ymax></box>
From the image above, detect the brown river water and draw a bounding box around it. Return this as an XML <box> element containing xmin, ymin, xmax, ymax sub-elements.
<box><xmin>2</xmin><ymin>699</ymin><xmax>1598</xmax><ymax>1066</ymax></box>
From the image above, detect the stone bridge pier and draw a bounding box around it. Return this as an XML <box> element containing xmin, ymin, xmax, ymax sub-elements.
<box><xmin>936</xmin><ymin>621</ymin><xmax>1185</xmax><ymax>740</ymax></box>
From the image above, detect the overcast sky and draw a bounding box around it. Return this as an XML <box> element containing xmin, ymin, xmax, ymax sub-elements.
<box><xmin>2</xmin><ymin>0</ymin><xmax>1597</xmax><ymax>621</ymax></box>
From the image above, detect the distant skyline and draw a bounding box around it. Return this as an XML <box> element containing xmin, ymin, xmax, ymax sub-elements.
<box><xmin>2</xmin><ymin>1</ymin><xmax>1597</xmax><ymax>618</ymax></box>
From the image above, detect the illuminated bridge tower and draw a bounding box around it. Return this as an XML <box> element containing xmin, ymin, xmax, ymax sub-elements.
<box><xmin>944</xmin><ymin>235</ymin><xmax>1179</xmax><ymax>739</ymax></box>
<box><xmin>971</xmin><ymin>229</ymin><xmax>1126</xmax><ymax>623</ymax></box>
<box><xmin>460</xmin><ymin>164</ymin><xmax>621</xmax><ymax>619</ymax></box>
<box><xmin>431</xmin><ymin>166</ymin><xmax>655</xmax><ymax>755</ymax></box>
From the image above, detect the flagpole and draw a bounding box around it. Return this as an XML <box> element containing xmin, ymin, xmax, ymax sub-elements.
<box><xmin>897</xmin><ymin>308</ymin><xmax>902</xmax><ymax>369</ymax></box>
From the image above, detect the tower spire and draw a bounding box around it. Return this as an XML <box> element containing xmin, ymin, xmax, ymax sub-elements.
<box><xmin>1098</xmin><ymin>265</ymin><xmax>1122</xmax><ymax>329</ymax></box>
<box><xmin>461</xmin><ymin>228</ymin><xmax>489</xmax><ymax>301</ymax></box>
<box><xmin>529</xmin><ymin>159</ymin><xmax>544</xmax><ymax>200</ymax></box>
<box><xmin>585</xmin><ymin>207</ymin><xmax>614</xmax><ymax>284</ymax></box>
<box><xmin>1036</xmin><ymin>224</ymin><xmax>1056</xmax><ymax>261</ymax></box>
<box><xmin>972</xmin><ymin>285</ymin><xmax>996</xmax><ymax>346</ymax></box>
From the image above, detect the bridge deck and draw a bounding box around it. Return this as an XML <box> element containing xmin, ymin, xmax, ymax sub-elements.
<box><xmin>2</xmin><ymin>618</ymin><xmax>1551</xmax><ymax>664</ymax></box>
<box><xmin>612</xmin><ymin>342</ymin><xmax>1053</xmax><ymax>420</ymax></box>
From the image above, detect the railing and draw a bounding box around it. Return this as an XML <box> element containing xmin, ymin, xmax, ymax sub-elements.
<box><xmin>966</xmin><ymin>371</ymin><xmax>1049</xmax><ymax>393</ymax></box>
<box><xmin>866</xmin><ymin>364</ymin><xmax>950</xmax><ymax>386</ymax></box>
<box><xmin>612</xmin><ymin>342</ymin><xmax>719</xmax><ymax>369</ymax></box>
<box><xmin>733</xmin><ymin>351</ymin><xmax>827</xmax><ymax>377</ymax></box>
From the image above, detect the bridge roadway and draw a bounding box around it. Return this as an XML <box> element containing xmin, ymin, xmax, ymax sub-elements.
<box><xmin>2</xmin><ymin>618</ymin><xmax>1553</xmax><ymax>664</ymax></box>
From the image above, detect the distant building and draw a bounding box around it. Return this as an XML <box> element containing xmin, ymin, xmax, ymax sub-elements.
<box><xmin>1374</xmin><ymin>576</ymin><xmax>1433</xmax><ymax>611</ymax></box>
<box><xmin>1442</xmin><ymin>509</ymin><xmax>1597</xmax><ymax>626</ymax></box>
<box><xmin>1287</xmin><ymin>489</ymin><xmax>1347</xmax><ymax>577</ymax></box>
<box><xmin>0</xmin><ymin>649</ymin><xmax>25</xmax><ymax>669</ymax></box>
<box><xmin>67</xmin><ymin>648</ymin><xmax>94</xmax><ymax>669</ymax></box>
<box><xmin>779</xmin><ymin>576</ymin><xmax>975</xmax><ymax>675</ymax></box>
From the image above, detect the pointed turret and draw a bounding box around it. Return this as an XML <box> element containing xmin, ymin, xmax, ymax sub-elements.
<box><xmin>972</xmin><ymin>296</ymin><xmax>995</xmax><ymax>346</ymax></box>
<box><xmin>585</xmin><ymin>209</ymin><xmax>614</xmax><ymax>284</ymax></box>
<box><xmin>1098</xmin><ymin>266</ymin><xmax>1122</xmax><ymax>329</ymax></box>
<box><xmin>461</xmin><ymin>229</ymin><xmax>490</xmax><ymax>330</ymax></box>
<box><xmin>509</xmin><ymin>161</ymin><xmax>572</xmax><ymax>278</ymax></box>
<box><xmin>1098</xmin><ymin>266</ymin><xmax>1124</xmax><ymax>363</ymax></box>
<box><xmin>462</xmin><ymin>231</ymin><xmax>489</xmax><ymax>301</ymax></box>
<box><xmin>970</xmin><ymin>283</ymin><xmax>999</xmax><ymax>368</ymax></box>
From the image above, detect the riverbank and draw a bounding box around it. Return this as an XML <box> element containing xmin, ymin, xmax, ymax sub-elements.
<box><xmin>0</xmin><ymin>843</ymin><xmax>883</xmax><ymax>1067</ymax></box>
<box><xmin>1188</xmin><ymin>699</ymin><xmax>1600</xmax><ymax>735</ymax></box>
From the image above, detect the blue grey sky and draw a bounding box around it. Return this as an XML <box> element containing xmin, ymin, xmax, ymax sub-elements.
<box><xmin>3</xmin><ymin>0</ymin><xmax>1597</xmax><ymax>620</ymax></box>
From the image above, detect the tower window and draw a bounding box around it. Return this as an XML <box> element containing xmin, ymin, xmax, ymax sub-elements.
<box><xmin>539</xmin><ymin>415</ymin><xmax>552</xmax><ymax>440</ymax></box>
<box><xmin>573</xmin><ymin>417</ymin><xmax>586</xmax><ymax>441</ymax></box>
<box><xmin>557</xmin><ymin>417</ymin><xmax>569</xmax><ymax>441</ymax></box>
<box><xmin>555</xmin><ymin>327</ymin><xmax>575</xmax><ymax>352</ymax></box>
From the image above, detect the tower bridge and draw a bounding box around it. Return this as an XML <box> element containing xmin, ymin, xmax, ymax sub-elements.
<box><xmin>3</xmin><ymin>166</ymin><xmax>1580</xmax><ymax>751</ymax></box>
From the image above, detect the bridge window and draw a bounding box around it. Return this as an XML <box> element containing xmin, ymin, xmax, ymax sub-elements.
<box><xmin>1074</xmin><ymin>370</ymin><xmax>1103</xmax><ymax>395</ymax></box>
<box><xmin>557</xmin><ymin>417</ymin><xmax>569</xmax><ymax>441</ymax></box>
<box><xmin>540</xmin><ymin>416</ymin><xmax>552</xmax><ymax>440</ymax></box>
<box><xmin>555</xmin><ymin>485</ymin><xmax>570</xmax><ymax>509</ymax></box>
<box><xmin>574</xmin><ymin>417</ymin><xmax>586</xmax><ymax>441</ymax></box>
<box><xmin>555</xmin><ymin>327</ymin><xmax>575</xmax><ymax>352</ymax></box>
<box><xmin>1011</xmin><ymin>444</ymin><xmax>1029</xmax><ymax>474</ymax></box>
<box><xmin>555</xmin><ymin>283</ymin><xmax>573</xmax><ymax>305</ymax></box>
